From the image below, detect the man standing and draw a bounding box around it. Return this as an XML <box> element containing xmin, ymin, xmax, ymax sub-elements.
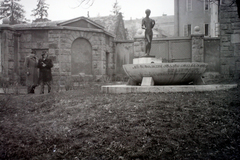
<box><xmin>25</xmin><ymin>50</ymin><xmax>39</xmax><ymax>94</ymax></box>
<box><xmin>37</xmin><ymin>51</ymin><xmax>53</xmax><ymax>94</ymax></box>
<box><xmin>142</xmin><ymin>9</ymin><xmax>155</xmax><ymax>56</ymax></box>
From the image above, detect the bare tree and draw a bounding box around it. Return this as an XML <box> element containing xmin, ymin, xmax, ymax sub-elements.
<box><xmin>0</xmin><ymin>0</ymin><xmax>26</xmax><ymax>24</ymax></box>
<box><xmin>111</xmin><ymin>0</ymin><xmax>121</xmax><ymax>15</ymax></box>
<box><xmin>74</xmin><ymin>0</ymin><xmax>95</xmax><ymax>8</ymax></box>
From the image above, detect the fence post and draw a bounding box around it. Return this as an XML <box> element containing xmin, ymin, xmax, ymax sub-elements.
<box><xmin>134</xmin><ymin>30</ymin><xmax>145</xmax><ymax>57</ymax></box>
<box><xmin>191</xmin><ymin>26</ymin><xmax>204</xmax><ymax>62</ymax></box>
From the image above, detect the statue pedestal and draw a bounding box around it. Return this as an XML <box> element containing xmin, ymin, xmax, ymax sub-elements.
<box><xmin>141</xmin><ymin>77</ymin><xmax>154</xmax><ymax>86</ymax></box>
<box><xmin>133</xmin><ymin>56</ymin><xmax>162</xmax><ymax>64</ymax></box>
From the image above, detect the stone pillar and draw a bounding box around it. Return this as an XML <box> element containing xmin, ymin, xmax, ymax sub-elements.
<box><xmin>191</xmin><ymin>26</ymin><xmax>204</xmax><ymax>62</ymax></box>
<box><xmin>0</xmin><ymin>31</ymin><xmax>2</xmax><ymax>73</ymax></box>
<box><xmin>133</xmin><ymin>37</ymin><xmax>145</xmax><ymax>57</ymax></box>
<box><xmin>133</xmin><ymin>29</ymin><xmax>145</xmax><ymax>57</ymax></box>
<box><xmin>13</xmin><ymin>33</ymin><xmax>21</xmax><ymax>77</ymax></box>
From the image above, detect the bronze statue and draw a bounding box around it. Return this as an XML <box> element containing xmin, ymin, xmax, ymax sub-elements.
<box><xmin>142</xmin><ymin>9</ymin><xmax>155</xmax><ymax>56</ymax></box>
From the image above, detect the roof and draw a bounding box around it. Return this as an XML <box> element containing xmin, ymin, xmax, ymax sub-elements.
<box><xmin>12</xmin><ymin>20</ymin><xmax>64</xmax><ymax>28</ymax></box>
<box><xmin>0</xmin><ymin>16</ymin><xmax>114</xmax><ymax>37</ymax></box>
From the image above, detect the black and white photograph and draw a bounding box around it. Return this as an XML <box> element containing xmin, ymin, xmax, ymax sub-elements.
<box><xmin>0</xmin><ymin>0</ymin><xmax>240</xmax><ymax>159</ymax></box>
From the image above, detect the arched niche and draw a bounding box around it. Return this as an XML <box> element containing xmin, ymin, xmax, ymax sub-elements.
<box><xmin>71</xmin><ymin>38</ymin><xmax>92</xmax><ymax>75</ymax></box>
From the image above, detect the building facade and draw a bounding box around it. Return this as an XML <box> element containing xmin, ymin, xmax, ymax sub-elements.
<box><xmin>124</xmin><ymin>15</ymin><xmax>175</xmax><ymax>40</ymax></box>
<box><xmin>219</xmin><ymin>0</ymin><xmax>240</xmax><ymax>78</ymax></box>
<box><xmin>0</xmin><ymin>17</ymin><xmax>115</xmax><ymax>84</ymax></box>
<box><xmin>174</xmin><ymin>0</ymin><xmax>219</xmax><ymax>37</ymax></box>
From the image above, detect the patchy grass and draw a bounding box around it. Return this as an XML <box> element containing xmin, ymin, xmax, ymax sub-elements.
<box><xmin>0</xmin><ymin>83</ymin><xmax>240</xmax><ymax>160</ymax></box>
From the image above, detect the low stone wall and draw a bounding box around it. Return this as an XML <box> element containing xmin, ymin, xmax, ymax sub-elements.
<box><xmin>219</xmin><ymin>0</ymin><xmax>240</xmax><ymax>79</ymax></box>
<box><xmin>204</xmin><ymin>37</ymin><xmax>220</xmax><ymax>72</ymax></box>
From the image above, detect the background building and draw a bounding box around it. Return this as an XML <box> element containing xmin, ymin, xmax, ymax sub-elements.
<box><xmin>124</xmin><ymin>15</ymin><xmax>174</xmax><ymax>40</ymax></box>
<box><xmin>174</xmin><ymin>0</ymin><xmax>219</xmax><ymax>37</ymax></box>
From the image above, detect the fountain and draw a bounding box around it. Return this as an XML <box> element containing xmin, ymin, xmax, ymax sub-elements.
<box><xmin>123</xmin><ymin>60</ymin><xmax>207</xmax><ymax>85</ymax></box>
<box><xmin>101</xmin><ymin>10</ymin><xmax>237</xmax><ymax>93</ymax></box>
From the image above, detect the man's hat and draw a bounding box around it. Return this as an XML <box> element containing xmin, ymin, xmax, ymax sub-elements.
<box><xmin>42</xmin><ymin>51</ymin><xmax>47</xmax><ymax>56</ymax></box>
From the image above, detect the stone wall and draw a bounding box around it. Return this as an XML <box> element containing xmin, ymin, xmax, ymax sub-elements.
<box><xmin>21</xmin><ymin>29</ymin><xmax>114</xmax><ymax>83</ymax></box>
<box><xmin>0</xmin><ymin>29</ymin><xmax>14</xmax><ymax>80</ymax></box>
<box><xmin>219</xmin><ymin>0</ymin><xmax>240</xmax><ymax>79</ymax></box>
<box><xmin>204</xmin><ymin>37</ymin><xmax>220</xmax><ymax>72</ymax></box>
<box><xmin>1</xmin><ymin>27</ymin><xmax>115</xmax><ymax>84</ymax></box>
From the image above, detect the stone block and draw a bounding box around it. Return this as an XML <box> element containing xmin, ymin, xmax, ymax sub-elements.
<box><xmin>220</xmin><ymin>24</ymin><xmax>228</xmax><ymax>30</ymax></box>
<box><xmin>232</xmin><ymin>22</ymin><xmax>240</xmax><ymax>29</ymax></box>
<box><xmin>234</xmin><ymin>44</ymin><xmax>240</xmax><ymax>56</ymax></box>
<box><xmin>192</xmin><ymin>55</ymin><xmax>204</xmax><ymax>62</ymax></box>
<box><xmin>231</xmin><ymin>34</ymin><xmax>240</xmax><ymax>43</ymax></box>
<box><xmin>221</xmin><ymin>50</ymin><xmax>233</xmax><ymax>57</ymax></box>
<box><xmin>221</xmin><ymin>42</ymin><xmax>230</xmax><ymax>46</ymax></box>
<box><xmin>60</xmin><ymin>63</ymin><xmax>71</xmax><ymax>72</ymax></box>
<box><xmin>49</xmin><ymin>43</ymin><xmax>58</xmax><ymax>49</ymax></box>
<box><xmin>221</xmin><ymin>36</ymin><xmax>230</xmax><ymax>42</ymax></box>
<box><xmin>141</xmin><ymin>77</ymin><xmax>154</xmax><ymax>86</ymax></box>
<box><xmin>134</xmin><ymin>42</ymin><xmax>140</xmax><ymax>46</ymax></box>
<box><xmin>236</xmin><ymin>61</ymin><xmax>240</xmax><ymax>70</ymax></box>
<box><xmin>60</xmin><ymin>43</ymin><xmax>71</xmax><ymax>49</ymax></box>
<box><xmin>139</xmin><ymin>52</ymin><xmax>145</xmax><ymax>57</ymax></box>
<box><xmin>58</xmin><ymin>55</ymin><xmax>70</xmax><ymax>63</ymax></box>
<box><xmin>225</xmin><ymin>30</ymin><xmax>233</xmax><ymax>34</ymax></box>
<box><xmin>21</xmin><ymin>34</ymin><xmax>31</xmax><ymax>42</ymax></box>
<box><xmin>61</xmin><ymin>49</ymin><xmax>71</xmax><ymax>55</ymax></box>
<box><xmin>48</xmin><ymin>49</ymin><xmax>55</xmax><ymax>54</ymax></box>
<box><xmin>221</xmin><ymin>47</ymin><xmax>230</xmax><ymax>51</ymax></box>
<box><xmin>60</xmin><ymin>72</ymin><xmax>71</xmax><ymax>76</ymax></box>
<box><xmin>220</xmin><ymin>19</ymin><xmax>231</xmax><ymax>23</ymax></box>
<box><xmin>134</xmin><ymin>51</ymin><xmax>140</xmax><ymax>58</ymax></box>
<box><xmin>234</xmin><ymin>30</ymin><xmax>240</xmax><ymax>34</ymax></box>
<box><xmin>221</xmin><ymin>65</ymin><xmax>229</xmax><ymax>75</ymax></box>
<box><xmin>52</xmin><ymin>68</ymin><xmax>60</xmax><ymax>73</ymax></box>
<box><xmin>53</xmin><ymin>63</ymin><xmax>59</xmax><ymax>68</ymax></box>
<box><xmin>228</xmin><ymin>45</ymin><xmax>234</xmax><ymax>51</ymax></box>
<box><xmin>8</xmin><ymin>61</ymin><xmax>14</xmax><ymax>69</ymax></box>
<box><xmin>55</xmin><ymin>49</ymin><xmax>59</xmax><ymax>55</ymax></box>
<box><xmin>134</xmin><ymin>45</ymin><xmax>141</xmax><ymax>52</ymax></box>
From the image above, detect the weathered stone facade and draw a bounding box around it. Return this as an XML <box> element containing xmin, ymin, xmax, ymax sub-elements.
<box><xmin>191</xmin><ymin>33</ymin><xmax>204</xmax><ymax>63</ymax></box>
<box><xmin>219</xmin><ymin>0</ymin><xmax>240</xmax><ymax>78</ymax></box>
<box><xmin>0</xmin><ymin>17</ymin><xmax>115</xmax><ymax>84</ymax></box>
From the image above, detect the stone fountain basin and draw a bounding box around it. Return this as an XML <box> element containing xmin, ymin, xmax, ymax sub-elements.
<box><xmin>123</xmin><ymin>62</ymin><xmax>208</xmax><ymax>85</ymax></box>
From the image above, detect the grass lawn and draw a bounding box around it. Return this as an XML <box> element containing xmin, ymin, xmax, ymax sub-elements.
<box><xmin>0</xmin><ymin>82</ymin><xmax>240</xmax><ymax>160</ymax></box>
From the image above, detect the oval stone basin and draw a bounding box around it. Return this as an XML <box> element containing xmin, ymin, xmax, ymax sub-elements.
<box><xmin>123</xmin><ymin>62</ymin><xmax>208</xmax><ymax>85</ymax></box>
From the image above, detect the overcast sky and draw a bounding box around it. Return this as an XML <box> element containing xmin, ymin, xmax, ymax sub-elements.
<box><xmin>20</xmin><ymin>0</ymin><xmax>174</xmax><ymax>21</ymax></box>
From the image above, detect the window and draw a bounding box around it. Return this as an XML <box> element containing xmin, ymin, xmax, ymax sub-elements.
<box><xmin>105</xmin><ymin>35</ymin><xmax>110</xmax><ymax>45</ymax></box>
<box><xmin>205</xmin><ymin>24</ymin><xmax>209</xmax><ymax>36</ymax></box>
<box><xmin>184</xmin><ymin>24</ymin><xmax>191</xmax><ymax>37</ymax></box>
<box><xmin>186</xmin><ymin>0</ymin><xmax>192</xmax><ymax>11</ymax></box>
<box><xmin>204</xmin><ymin>0</ymin><xmax>209</xmax><ymax>10</ymax></box>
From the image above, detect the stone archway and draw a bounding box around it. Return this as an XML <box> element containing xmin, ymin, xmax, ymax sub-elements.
<box><xmin>71</xmin><ymin>38</ymin><xmax>92</xmax><ymax>75</ymax></box>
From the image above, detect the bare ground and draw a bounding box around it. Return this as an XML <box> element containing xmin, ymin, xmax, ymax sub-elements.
<box><xmin>0</xmin><ymin>82</ymin><xmax>240</xmax><ymax>160</ymax></box>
